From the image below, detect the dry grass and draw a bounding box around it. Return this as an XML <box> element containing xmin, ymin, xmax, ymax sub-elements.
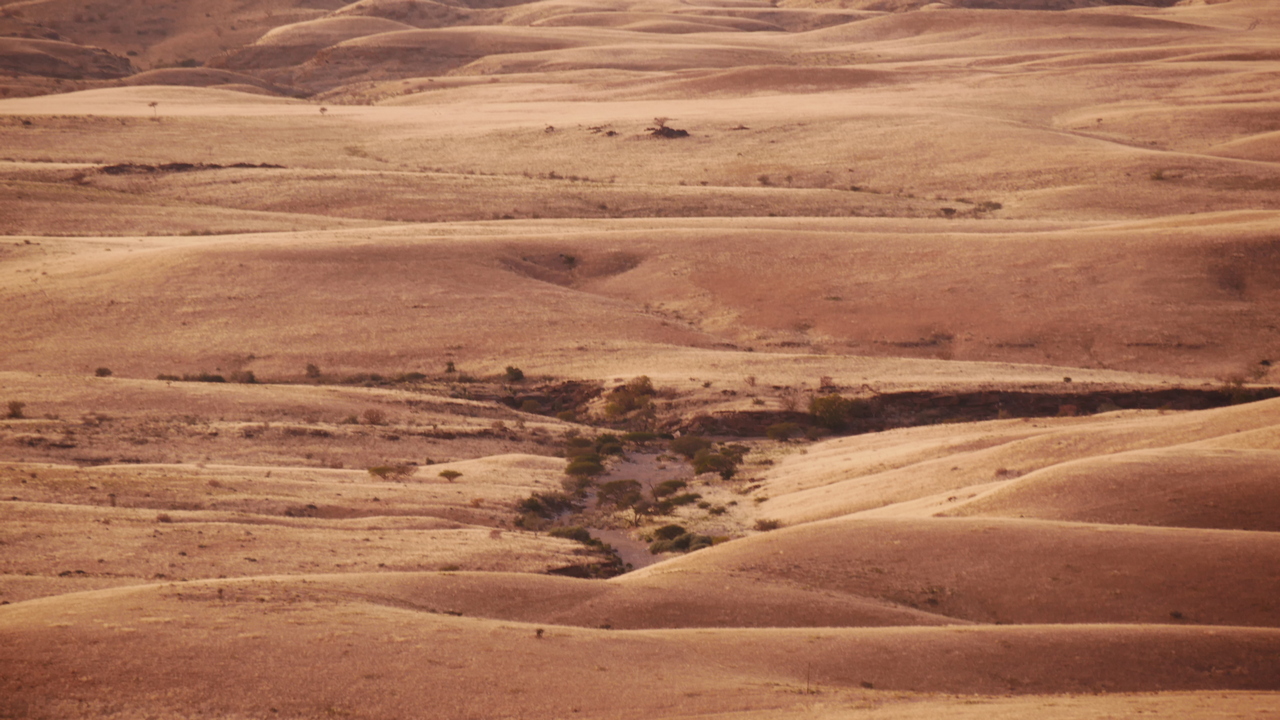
<box><xmin>2</xmin><ymin>0</ymin><xmax>1280</xmax><ymax>717</ymax></box>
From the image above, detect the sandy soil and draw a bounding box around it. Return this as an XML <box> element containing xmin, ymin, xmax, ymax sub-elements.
<box><xmin>2</xmin><ymin>0</ymin><xmax>1279</xmax><ymax>717</ymax></box>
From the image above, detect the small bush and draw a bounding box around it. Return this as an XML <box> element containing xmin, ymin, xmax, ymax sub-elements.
<box><xmin>6</xmin><ymin>401</ymin><xmax>25</xmax><ymax>419</ymax></box>
<box><xmin>604</xmin><ymin>376</ymin><xmax>655</xmax><ymax>417</ymax></box>
<box><xmin>754</xmin><ymin>518</ymin><xmax>783</xmax><ymax>532</ymax></box>
<box><xmin>594</xmin><ymin>433</ymin><xmax>624</xmax><ymax>457</ymax></box>
<box><xmin>809</xmin><ymin>393</ymin><xmax>873</xmax><ymax>431</ymax></box>
<box><xmin>670</xmin><ymin>435</ymin><xmax>711</xmax><ymax>459</ymax></box>
<box><xmin>505</xmin><ymin>366</ymin><xmax>525</xmax><ymax>382</ymax></box>
<box><xmin>565</xmin><ymin>456</ymin><xmax>605</xmax><ymax>478</ymax></box>
<box><xmin>549</xmin><ymin>526</ymin><xmax>592</xmax><ymax>544</ymax></box>
<box><xmin>767</xmin><ymin>422</ymin><xmax>799</xmax><ymax>442</ymax></box>
<box><xmin>368</xmin><ymin>464</ymin><xmax>415</xmax><ymax>481</ymax></box>
<box><xmin>649</xmin><ymin>531</ymin><xmax>713</xmax><ymax>554</ymax></box>
<box><xmin>652</xmin><ymin>479</ymin><xmax>687</xmax><ymax>498</ymax></box>
<box><xmin>305</xmin><ymin>363</ymin><xmax>321</xmax><ymax>379</ymax></box>
<box><xmin>692</xmin><ymin>449</ymin><xmax>737</xmax><ymax>479</ymax></box>
<box><xmin>652</xmin><ymin>524</ymin><xmax>687</xmax><ymax>541</ymax></box>
<box><xmin>361</xmin><ymin>408</ymin><xmax>387</xmax><ymax>425</ymax></box>
<box><xmin>182</xmin><ymin>373</ymin><xmax>226</xmax><ymax>383</ymax></box>
<box><xmin>665</xmin><ymin>492</ymin><xmax>702</xmax><ymax>507</ymax></box>
<box><xmin>94</xmin><ymin>367</ymin><xmax>113</xmax><ymax>377</ymax></box>
<box><xmin>621</xmin><ymin>431</ymin><xmax>659</xmax><ymax>443</ymax></box>
<box><xmin>518</xmin><ymin>491</ymin><xmax>577</xmax><ymax>519</ymax></box>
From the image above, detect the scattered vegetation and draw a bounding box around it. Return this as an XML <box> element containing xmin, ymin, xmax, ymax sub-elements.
<box><xmin>809</xmin><ymin>393</ymin><xmax>875</xmax><ymax>431</ymax></box>
<box><xmin>368</xmin><ymin>464</ymin><xmax>415</xmax><ymax>481</ymax></box>
<box><xmin>156</xmin><ymin>373</ymin><xmax>226</xmax><ymax>383</ymax></box>
<box><xmin>647</xmin><ymin>524</ymin><xmax>715</xmax><ymax>554</ymax></box>
<box><xmin>767</xmin><ymin>422</ymin><xmax>800</xmax><ymax>441</ymax></box>
<box><xmin>604</xmin><ymin>376</ymin><xmax>656</xmax><ymax>420</ymax></box>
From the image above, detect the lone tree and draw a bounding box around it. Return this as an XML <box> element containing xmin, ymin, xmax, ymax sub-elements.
<box><xmin>439</xmin><ymin>469</ymin><xmax>462</xmax><ymax>482</ymax></box>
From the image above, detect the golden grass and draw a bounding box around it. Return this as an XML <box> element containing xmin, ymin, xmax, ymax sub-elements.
<box><xmin>2</xmin><ymin>0</ymin><xmax>1279</xmax><ymax>716</ymax></box>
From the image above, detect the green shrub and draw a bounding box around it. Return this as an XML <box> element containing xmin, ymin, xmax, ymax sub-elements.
<box><xmin>767</xmin><ymin>422</ymin><xmax>799</xmax><ymax>441</ymax></box>
<box><xmin>368</xmin><ymin>464</ymin><xmax>415</xmax><ymax>481</ymax></box>
<box><xmin>438</xmin><ymin>469</ymin><xmax>462</xmax><ymax>482</ymax></box>
<box><xmin>181</xmin><ymin>373</ymin><xmax>225</xmax><ymax>383</ymax></box>
<box><xmin>666</xmin><ymin>492</ymin><xmax>701</xmax><ymax>507</ymax></box>
<box><xmin>594</xmin><ymin>433</ymin><xmax>623</xmax><ymax>456</ymax></box>
<box><xmin>565</xmin><ymin>456</ymin><xmax>604</xmax><ymax>478</ymax></box>
<box><xmin>549</xmin><ymin>526</ymin><xmax>593</xmax><ymax>544</ymax></box>
<box><xmin>809</xmin><ymin>393</ymin><xmax>873</xmax><ymax>431</ymax></box>
<box><xmin>652</xmin><ymin>524</ymin><xmax>686</xmax><ymax>541</ymax></box>
<box><xmin>621</xmin><ymin>431</ymin><xmax>659</xmax><ymax>443</ymax></box>
<box><xmin>597</xmin><ymin>479</ymin><xmax>643</xmax><ymax>510</ymax></box>
<box><xmin>604</xmin><ymin>376</ymin><xmax>655</xmax><ymax>416</ymax></box>
<box><xmin>692</xmin><ymin>449</ymin><xmax>737</xmax><ymax>479</ymax></box>
<box><xmin>518</xmin><ymin>492</ymin><xmax>577</xmax><ymax>519</ymax></box>
<box><xmin>652</xmin><ymin>479</ymin><xmax>687</xmax><ymax>499</ymax></box>
<box><xmin>649</xmin><ymin>531</ymin><xmax>713</xmax><ymax>554</ymax></box>
<box><xmin>670</xmin><ymin>435</ymin><xmax>711</xmax><ymax>459</ymax></box>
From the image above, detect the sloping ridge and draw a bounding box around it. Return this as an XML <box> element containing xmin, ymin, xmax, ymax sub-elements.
<box><xmin>804</xmin><ymin>6</ymin><xmax>1210</xmax><ymax>44</ymax></box>
<box><xmin>630</xmin><ymin>515</ymin><xmax>1280</xmax><ymax>627</ymax></box>
<box><xmin>943</xmin><ymin>447</ymin><xmax>1280</xmax><ymax>530</ymax></box>
<box><xmin>0</xmin><ymin>37</ymin><xmax>134</xmax><ymax>79</ymax></box>
<box><xmin>2</xmin><ymin>574</ymin><xmax>1278</xmax><ymax>720</ymax></box>
<box><xmin>762</xmin><ymin>397</ymin><xmax>1280</xmax><ymax>524</ymax></box>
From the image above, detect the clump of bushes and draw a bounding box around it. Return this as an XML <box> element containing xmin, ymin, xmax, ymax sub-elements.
<box><xmin>767</xmin><ymin>422</ymin><xmax>799</xmax><ymax>441</ymax></box>
<box><xmin>647</xmin><ymin>524</ymin><xmax>715</xmax><ymax>554</ymax></box>
<box><xmin>671</xmin><ymin>437</ymin><xmax>746</xmax><ymax>479</ymax></box>
<box><xmin>692</xmin><ymin>448</ymin><xmax>738</xmax><ymax>479</ymax></box>
<box><xmin>669</xmin><ymin>435</ymin><xmax>711</xmax><ymax>459</ymax></box>
<box><xmin>604</xmin><ymin>376</ymin><xmax>655</xmax><ymax>418</ymax></box>
<box><xmin>157</xmin><ymin>372</ymin><xmax>226</xmax><ymax>383</ymax></box>
<box><xmin>515</xmin><ymin>491</ymin><xmax>580</xmax><ymax>530</ymax></box>
<box><xmin>809</xmin><ymin>393</ymin><xmax>876</xmax><ymax>431</ymax></box>
<box><xmin>368</xmin><ymin>464</ymin><xmax>415</xmax><ymax>481</ymax></box>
